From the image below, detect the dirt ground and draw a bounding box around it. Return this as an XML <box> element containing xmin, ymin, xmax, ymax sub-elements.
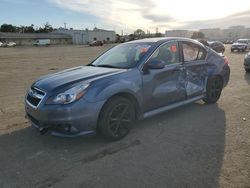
<box><xmin>0</xmin><ymin>44</ymin><xmax>249</xmax><ymax>188</ymax></box>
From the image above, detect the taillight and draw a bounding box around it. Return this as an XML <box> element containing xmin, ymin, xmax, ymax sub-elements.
<box><xmin>224</xmin><ymin>57</ymin><xmax>229</xmax><ymax>65</ymax></box>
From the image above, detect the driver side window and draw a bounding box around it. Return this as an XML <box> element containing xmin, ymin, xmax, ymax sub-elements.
<box><xmin>150</xmin><ymin>42</ymin><xmax>180</xmax><ymax>65</ymax></box>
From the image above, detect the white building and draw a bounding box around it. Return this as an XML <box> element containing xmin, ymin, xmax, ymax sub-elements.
<box><xmin>200</xmin><ymin>28</ymin><xmax>222</xmax><ymax>40</ymax></box>
<box><xmin>165</xmin><ymin>30</ymin><xmax>193</xmax><ymax>38</ymax></box>
<box><xmin>200</xmin><ymin>26</ymin><xmax>250</xmax><ymax>41</ymax></box>
<box><xmin>54</xmin><ymin>28</ymin><xmax>116</xmax><ymax>44</ymax></box>
<box><xmin>221</xmin><ymin>26</ymin><xmax>249</xmax><ymax>41</ymax></box>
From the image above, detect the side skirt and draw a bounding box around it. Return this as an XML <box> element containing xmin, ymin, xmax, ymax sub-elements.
<box><xmin>143</xmin><ymin>94</ymin><xmax>205</xmax><ymax>119</ymax></box>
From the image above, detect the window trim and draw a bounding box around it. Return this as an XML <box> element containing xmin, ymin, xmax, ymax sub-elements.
<box><xmin>140</xmin><ymin>40</ymin><xmax>182</xmax><ymax>72</ymax></box>
<box><xmin>180</xmin><ymin>41</ymin><xmax>208</xmax><ymax>64</ymax></box>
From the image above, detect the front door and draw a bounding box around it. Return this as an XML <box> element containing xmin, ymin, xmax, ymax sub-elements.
<box><xmin>142</xmin><ymin>41</ymin><xmax>186</xmax><ymax>112</ymax></box>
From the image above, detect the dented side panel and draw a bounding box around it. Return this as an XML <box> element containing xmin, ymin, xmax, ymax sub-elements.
<box><xmin>184</xmin><ymin>61</ymin><xmax>207</xmax><ymax>97</ymax></box>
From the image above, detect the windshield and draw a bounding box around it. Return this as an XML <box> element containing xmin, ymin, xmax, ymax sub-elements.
<box><xmin>237</xmin><ymin>40</ymin><xmax>248</xmax><ymax>44</ymax></box>
<box><xmin>91</xmin><ymin>43</ymin><xmax>152</xmax><ymax>68</ymax></box>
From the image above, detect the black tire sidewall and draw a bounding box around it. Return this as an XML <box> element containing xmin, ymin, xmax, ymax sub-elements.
<box><xmin>203</xmin><ymin>76</ymin><xmax>223</xmax><ymax>104</ymax></box>
<box><xmin>98</xmin><ymin>97</ymin><xmax>135</xmax><ymax>141</ymax></box>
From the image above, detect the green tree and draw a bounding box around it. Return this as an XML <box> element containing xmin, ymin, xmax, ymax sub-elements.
<box><xmin>0</xmin><ymin>24</ymin><xmax>16</xmax><ymax>32</ymax></box>
<box><xmin>24</xmin><ymin>24</ymin><xmax>35</xmax><ymax>33</ymax></box>
<box><xmin>134</xmin><ymin>29</ymin><xmax>145</xmax><ymax>38</ymax></box>
<box><xmin>36</xmin><ymin>22</ymin><xmax>54</xmax><ymax>33</ymax></box>
<box><xmin>155</xmin><ymin>33</ymin><xmax>162</xmax><ymax>37</ymax></box>
<box><xmin>191</xmin><ymin>31</ymin><xmax>205</xmax><ymax>39</ymax></box>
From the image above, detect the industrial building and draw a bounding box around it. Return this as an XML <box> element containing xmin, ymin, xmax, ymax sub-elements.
<box><xmin>53</xmin><ymin>28</ymin><xmax>116</xmax><ymax>44</ymax></box>
<box><xmin>165</xmin><ymin>30</ymin><xmax>193</xmax><ymax>38</ymax></box>
<box><xmin>165</xmin><ymin>26</ymin><xmax>250</xmax><ymax>41</ymax></box>
<box><xmin>0</xmin><ymin>32</ymin><xmax>72</xmax><ymax>46</ymax></box>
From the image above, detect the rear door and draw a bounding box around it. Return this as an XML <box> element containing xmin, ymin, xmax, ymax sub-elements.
<box><xmin>180</xmin><ymin>41</ymin><xmax>208</xmax><ymax>98</ymax></box>
<box><xmin>142</xmin><ymin>41</ymin><xmax>186</xmax><ymax>111</ymax></box>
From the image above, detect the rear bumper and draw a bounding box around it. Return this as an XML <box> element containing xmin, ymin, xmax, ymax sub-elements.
<box><xmin>25</xmin><ymin>98</ymin><xmax>105</xmax><ymax>137</ymax></box>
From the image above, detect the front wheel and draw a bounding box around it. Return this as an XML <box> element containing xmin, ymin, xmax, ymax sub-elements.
<box><xmin>98</xmin><ymin>97</ymin><xmax>135</xmax><ymax>141</ymax></box>
<box><xmin>203</xmin><ymin>76</ymin><xmax>223</xmax><ymax>104</ymax></box>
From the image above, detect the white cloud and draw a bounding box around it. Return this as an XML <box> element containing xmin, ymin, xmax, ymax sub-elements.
<box><xmin>49</xmin><ymin>0</ymin><xmax>250</xmax><ymax>32</ymax></box>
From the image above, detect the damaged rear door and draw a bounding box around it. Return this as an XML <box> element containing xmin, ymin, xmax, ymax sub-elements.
<box><xmin>180</xmin><ymin>41</ymin><xmax>208</xmax><ymax>97</ymax></box>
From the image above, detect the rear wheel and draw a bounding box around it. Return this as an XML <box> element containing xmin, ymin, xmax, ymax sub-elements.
<box><xmin>98</xmin><ymin>97</ymin><xmax>135</xmax><ymax>141</ymax></box>
<box><xmin>203</xmin><ymin>76</ymin><xmax>223</xmax><ymax>104</ymax></box>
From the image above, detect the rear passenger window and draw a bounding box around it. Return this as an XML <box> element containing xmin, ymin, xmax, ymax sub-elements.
<box><xmin>182</xmin><ymin>41</ymin><xmax>207</xmax><ymax>62</ymax></box>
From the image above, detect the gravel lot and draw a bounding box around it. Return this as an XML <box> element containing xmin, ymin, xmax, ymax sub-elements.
<box><xmin>0</xmin><ymin>44</ymin><xmax>249</xmax><ymax>188</ymax></box>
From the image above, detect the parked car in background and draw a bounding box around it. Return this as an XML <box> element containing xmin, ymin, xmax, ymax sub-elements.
<box><xmin>0</xmin><ymin>42</ymin><xmax>7</xmax><ymax>47</ymax></box>
<box><xmin>231</xmin><ymin>39</ymin><xmax>250</xmax><ymax>52</ymax></box>
<box><xmin>25</xmin><ymin>38</ymin><xmax>230</xmax><ymax>141</ymax></box>
<box><xmin>89</xmin><ymin>40</ymin><xmax>103</xmax><ymax>46</ymax></box>
<box><xmin>6</xmin><ymin>41</ymin><xmax>17</xmax><ymax>47</ymax></box>
<box><xmin>33</xmin><ymin>39</ymin><xmax>50</xmax><ymax>46</ymax></box>
<box><xmin>244</xmin><ymin>52</ymin><xmax>250</xmax><ymax>72</ymax></box>
<box><xmin>208</xmin><ymin>41</ymin><xmax>225</xmax><ymax>53</ymax></box>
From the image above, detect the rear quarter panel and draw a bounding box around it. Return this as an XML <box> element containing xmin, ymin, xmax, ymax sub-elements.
<box><xmin>206</xmin><ymin>50</ymin><xmax>230</xmax><ymax>87</ymax></box>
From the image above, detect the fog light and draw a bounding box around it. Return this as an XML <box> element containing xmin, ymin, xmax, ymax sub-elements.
<box><xmin>62</xmin><ymin>124</ymin><xmax>79</xmax><ymax>134</ymax></box>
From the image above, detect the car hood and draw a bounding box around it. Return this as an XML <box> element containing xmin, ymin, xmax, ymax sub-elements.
<box><xmin>232</xmin><ymin>42</ymin><xmax>247</xmax><ymax>46</ymax></box>
<box><xmin>33</xmin><ymin>66</ymin><xmax>125</xmax><ymax>92</ymax></box>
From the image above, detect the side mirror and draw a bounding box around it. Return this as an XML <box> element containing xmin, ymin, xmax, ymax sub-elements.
<box><xmin>147</xmin><ymin>59</ymin><xmax>165</xmax><ymax>69</ymax></box>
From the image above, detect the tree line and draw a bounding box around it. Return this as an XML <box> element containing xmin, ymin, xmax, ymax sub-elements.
<box><xmin>0</xmin><ymin>22</ymin><xmax>55</xmax><ymax>33</ymax></box>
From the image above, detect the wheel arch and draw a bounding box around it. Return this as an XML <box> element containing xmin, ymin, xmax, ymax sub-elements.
<box><xmin>207</xmin><ymin>74</ymin><xmax>224</xmax><ymax>87</ymax></box>
<box><xmin>97</xmin><ymin>91</ymin><xmax>141</xmax><ymax>122</ymax></box>
<box><xmin>96</xmin><ymin>91</ymin><xmax>142</xmax><ymax>133</ymax></box>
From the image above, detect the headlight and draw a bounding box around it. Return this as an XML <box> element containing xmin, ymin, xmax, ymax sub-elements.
<box><xmin>46</xmin><ymin>83</ymin><xmax>89</xmax><ymax>104</ymax></box>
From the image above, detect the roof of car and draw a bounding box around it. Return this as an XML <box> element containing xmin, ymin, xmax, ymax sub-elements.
<box><xmin>126</xmin><ymin>37</ymin><xmax>201</xmax><ymax>45</ymax></box>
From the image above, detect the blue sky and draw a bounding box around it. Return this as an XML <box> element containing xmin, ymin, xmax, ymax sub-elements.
<box><xmin>0</xmin><ymin>0</ymin><xmax>105</xmax><ymax>30</ymax></box>
<box><xmin>1</xmin><ymin>0</ymin><xmax>250</xmax><ymax>34</ymax></box>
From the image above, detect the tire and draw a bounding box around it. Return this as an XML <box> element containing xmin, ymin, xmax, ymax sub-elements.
<box><xmin>203</xmin><ymin>76</ymin><xmax>223</xmax><ymax>104</ymax></box>
<box><xmin>98</xmin><ymin>97</ymin><xmax>135</xmax><ymax>141</ymax></box>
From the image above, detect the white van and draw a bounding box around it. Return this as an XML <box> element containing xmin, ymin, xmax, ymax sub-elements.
<box><xmin>33</xmin><ymin>39</ymin><xmax>50</xmax><ymax>46</ymax></box>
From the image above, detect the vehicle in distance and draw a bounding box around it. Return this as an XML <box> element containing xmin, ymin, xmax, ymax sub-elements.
<box><xmin>89</xmin><ymin>40</ymin><xmax>103</xmax><ymax>46</ymax></box>
<box><xmin>244</xmin><ymin>52</ymin><xmax>250</xmax><ymax>72</ymax></box>
<box><xmin>231</xmin><ymin>39</ymin><xmax>250</xmax><ymax>52</ymax></box>
<box><xmin>25</xmin><ymin>37</ymin><xmax>230</xmax><ymax>141</ymax></box>
<box><xmin>33</xmin><ymin>39</ymin><xmax>50</xmax><ymax>46</ymax></box>
<box><xmin>0</xmin><ymin>41</ymin><xmax>16</xmax><ymax>47</ymax></box>
<box><xmin>6</xmin><ymin>41</ymin><xmax>16</xmax><ymax>47</ymax></box>
<box><xmin>208</xmin><ymin>41</ymin><xmax>225</xmax><ymax>53</ymax></box>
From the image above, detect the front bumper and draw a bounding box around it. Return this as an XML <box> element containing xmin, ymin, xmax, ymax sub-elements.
<box><xmin>25</xmin><ymin>98</ymin><xmax>105</xmax><ymax>137</ymax></box>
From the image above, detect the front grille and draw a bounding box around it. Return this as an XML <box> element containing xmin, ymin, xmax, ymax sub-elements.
<box><xmin>27</xmin><ymin>94</ymin><xmax>41</xmax><ymax>106</ymax></box>
<box><xmin>26</xmin><ymin>87</ymin><xmax>46</xmax><ymax>107</ymax></box>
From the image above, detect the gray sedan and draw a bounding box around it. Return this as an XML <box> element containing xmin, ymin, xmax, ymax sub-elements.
<box><xmin>25</xmin><ymin>38</ymin><xmax>230</xmax><ymax>140</ymax></box>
